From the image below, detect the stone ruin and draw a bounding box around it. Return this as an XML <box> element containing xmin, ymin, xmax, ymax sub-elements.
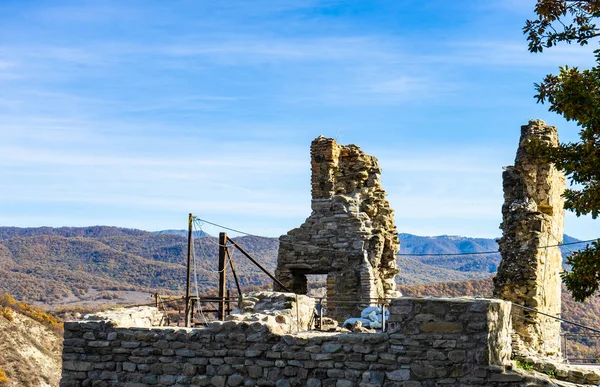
<box><xmin>62</xmin><ymin>127</ymin><xmax>600</xmax><ymax>387</ymax></box>
<box><xmin>274</xmin><ymin>136</ymin><xmax>400</xmax><ymax>321</ymax></box>
<box><xmin>62</xmin><ymin>297</ymin><xmax>600</xmax><ymax>386</ymax></box>
<box><xmin>493</xmin><ymin>119</ymin><xmax>566</xmax><ymax>358</ymax></box>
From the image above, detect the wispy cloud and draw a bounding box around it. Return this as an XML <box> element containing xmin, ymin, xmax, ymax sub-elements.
<box><xmin>435</xmin><ymin>41</ymin><xmax>596</xmax><ymax>69</ymax></box>
<box><xmin>0</xmin><ymin>144</ymin><xmax>305</xmax><ymax>170</ymax></box>
<box><xmin>1</xmin><ymin>0</ymin><xmax>596</xmax><ymax>240</ymax></box>
<box><xmin>158</xmin><ymin>36</ymin><xmax>394</xmax><ymax>63</ymax></box>
<box><xmin>0</xmin><ymin>33</ymin><xmax>450</xmax><ymax>108</ymax></box>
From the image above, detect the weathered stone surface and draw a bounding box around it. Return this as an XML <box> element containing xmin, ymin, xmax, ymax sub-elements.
<box><xmin>386</xmin><ymin>369</ymin><xmax>410</xmax><ymax>381</ymax></box>
<box><xmin>275</xmin><ymin>136</ymin><xmax>400</xmax><ymax>321</ymax></box>
<box><xmin>83</xmin><ymin>306</ymin><xmax>164</xmax><ymax>328</ymax></box>
<box><xmin>493</xmin><ymin>119</ymin><xmax>566</xmax><ymax>358</ymax></box>
<box><xmin>226</xmin><ymin>291</ymin><xmax>315</xmax><ymax>334</ymax></box>
<box><xmin>419</xmin><ymin>322</ymin><xmax>463</xmax><ymax>333</ymax></box>
<box><xmin>63</xmin><ymin>297</ymin><xmax>584</xmax><ymax>387</ymax></box>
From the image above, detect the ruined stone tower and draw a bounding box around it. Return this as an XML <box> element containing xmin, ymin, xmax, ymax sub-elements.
<box><xmin>275</xmin><ymin>136</ymin><xmax>400</xmax><ymax>321</ymax></box>
<box><xmin>493</xmin><ymin>120</ymin><xmax>565</xmax><ymax>358</ymax></box>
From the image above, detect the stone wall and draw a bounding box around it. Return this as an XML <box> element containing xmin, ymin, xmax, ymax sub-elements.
<box><xmin>275</xmin><ymin>136</ymin><xmax>399</xmax><ymax>321</ymax></box>
<box><xmin>493</xmin><ymin>120</ymin><xmax>566</xmax><ymax>358</ymax></box>
<box><xmin>60</xmin><ymin>297</ymin><xmax>560</xmax><ymax>387</ymax></box>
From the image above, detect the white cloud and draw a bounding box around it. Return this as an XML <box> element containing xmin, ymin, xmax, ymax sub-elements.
<box><xmin>0</xmin><ymin>144</ymin><xmax>304</xmax><ymax>170</ymax></box>
<box><xmin>0</xmin><ymin>33</ymin><xmax>448</xmax><ymax>107</ymax></box>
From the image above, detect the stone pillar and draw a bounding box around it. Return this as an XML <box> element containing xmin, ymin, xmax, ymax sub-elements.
<box><xmin>275</xmin><ymin>136</ymin><xmax>400</xmax><ymax>321</ymax></box>
<box><xmin>493</xmin><ymin>120</ymin><xmax>565</xmax><ymax>358</ymax></box>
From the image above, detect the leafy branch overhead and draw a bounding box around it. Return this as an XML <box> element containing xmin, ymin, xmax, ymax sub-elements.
<box><xmin>526</xmin><ymin>0</ymin><xmax>600</xmax><ymax>302</ymax></box>
<box><xmin>525</xmin><ymin>0</ymin><xmax>600</xmax><ymax>52</ymax></box>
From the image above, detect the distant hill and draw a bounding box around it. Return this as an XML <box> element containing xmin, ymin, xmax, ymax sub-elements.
<box><xmin>0</xmin><ymin>226</ymin><xmax>591</xmax><ymax>306</ymax></box>
<box><xmin>399</xmin><ymin>233</ymin><xmax>499</xmax><ymax>255</ymax></box>
<box><xmin>154</xmin><ymin>229</ymin><xmax>209</xmax><ymax>238</ymax></box>
<box><xmin>0</xmin><ymin>226</ymin><xmax>147</xmax><ymax>240</ymax></box>
<box><xmin>397</xmin><ymin>233</ymin><xmax>500</xmax><ymax>282</ymax></box>
<box><xmin>0</xmin><ymin>226</ymin><xmax>278</xmax><ymax>304</ymax></box>
<box><xmin>398</xmin><ymin>233</ymin><xmax>587</xmax><ymax>278</ymax></box>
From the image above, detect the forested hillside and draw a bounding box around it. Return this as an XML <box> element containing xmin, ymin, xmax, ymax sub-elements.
<box><xmin>0</xmin><ymin>226</ymin><xmax>278</xmax><ymax>304</ymax></box>
<box><xmin>0</xmin><ymin>226</ymin><xmax>587</xmax><ymax>308</ymax></box>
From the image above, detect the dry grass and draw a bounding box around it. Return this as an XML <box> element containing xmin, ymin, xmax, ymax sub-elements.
<box><xmin>0</xmin><ymin>294</ymin><xmax>63</xmax><ymax>387</ymax></box>
<box><xmin>0</xmin><ymin>294</ymin><xmax>62</xmax><ymax>335</ymax></box>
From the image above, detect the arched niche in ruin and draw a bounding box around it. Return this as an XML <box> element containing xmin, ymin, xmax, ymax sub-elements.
<box><xmin>275</xmin><ymin>136</ymin><xmax>400</xmax><ymax>321</ymax></box>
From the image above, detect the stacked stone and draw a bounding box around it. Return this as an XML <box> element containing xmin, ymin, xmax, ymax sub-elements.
<box><xmin>276</xmin><ymin>136</ymin><xmax>400</xmax><ymax>322</ymax></box>
<box><xmin>386</xmin><ymin>297</ymin><xmax>515</xmax><ymax>385</ymax></box>
<box><xmin>227</xmin><ymin>292</ymin><xmax>316</xmax><ymax>334</ymax></box>
<box><xmin>493</xmin><ymin>120</ymin><xmax>566</xmax><ymax>358</ymax></box>
<box><xmin>83</xmin><ymin>306</ymin><xmax>163</xmax><ymax>328</ymax></box>
<box><xmin>61</xmin><ymin>297</ymin><xmax>571</xmax><ymax>387</ymax></box>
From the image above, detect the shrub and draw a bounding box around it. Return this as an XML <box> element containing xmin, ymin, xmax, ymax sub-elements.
<box><xmin>0</xmin><ymin>306</ymin><xmax>13</xmax><ymax>322</ymax></box>
<box><xmin>516</xmin><ymin>359</ymin><xmax>534</xmax><ymax>371</ymax></box>
<box><xmin>0</xmin><ymin>368</ymin><xmax>10</xmax><ymax>386</ymax></box>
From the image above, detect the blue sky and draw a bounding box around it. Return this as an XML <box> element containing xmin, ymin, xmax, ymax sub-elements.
<box><xmin>0</xmin><ymin>0</ymin><xmax>597</xmax><ymax>239</ymax></box>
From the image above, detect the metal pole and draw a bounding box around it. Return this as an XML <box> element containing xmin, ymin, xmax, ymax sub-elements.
<box><xmin>218</xmin><ymin>232</ymin><xmax>227</xmax><ymax>320</ymax></box>
<box><xmin>184</xmin><ymin>213</ymin><xmax>193</xmax><ymax>327</ymax></box>
<box><xmin>382</xmin><ymin>304</ymin><xmax>386</xmax><ymax>332</ymax></box>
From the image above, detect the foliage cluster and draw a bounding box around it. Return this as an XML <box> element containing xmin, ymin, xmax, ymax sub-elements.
<box><xmin>0</xmin><ymin>369</ymin><xmax>9</xmax><ymax>387</ymax></box>
<box><xmin>0</xmin><ymin>307</ymin><xmax>13</xmax><ymax>322</ymax></box>
<box><xmin>516</xmin><ymin>360</ymin><xmax>534</xmax><ymax>371</ymax></box>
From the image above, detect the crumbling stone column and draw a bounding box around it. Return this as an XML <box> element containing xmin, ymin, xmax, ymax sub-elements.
<box><xmin>493</xmin><ymin>120</ymin><xmax>565</xmax><ymax>358</ymax></box>
<box><xmin>275</xmin><ymin>136</ymin><xmax>400</xmax><ymax>321</ymax></box>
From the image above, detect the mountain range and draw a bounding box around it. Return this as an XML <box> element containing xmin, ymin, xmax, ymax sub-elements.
<box><xmin>0</xmin><ymin>226</ymin><xmax>590</xmax><ymax>306</ymax></box>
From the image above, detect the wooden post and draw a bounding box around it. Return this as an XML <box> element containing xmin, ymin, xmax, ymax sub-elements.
<box><xmin>226</xmin><ymin>289</ymin><xmax>231</xmax><ymax>317</ymax></box>
<box><xmin>184</xmin><ymin>213</ymin><xmax>193</xmax><ymax>327</ymax></box>
<box><xmin>218</xmin><ymin>232</ymin><xmax>227</xmax><ymax>320</ymax></box>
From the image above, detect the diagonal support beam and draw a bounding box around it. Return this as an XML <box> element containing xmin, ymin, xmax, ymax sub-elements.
<box><xmin>226</xmin><ymin>237</ymin><xmax>291</xmax><ymax>293</ymax></box>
